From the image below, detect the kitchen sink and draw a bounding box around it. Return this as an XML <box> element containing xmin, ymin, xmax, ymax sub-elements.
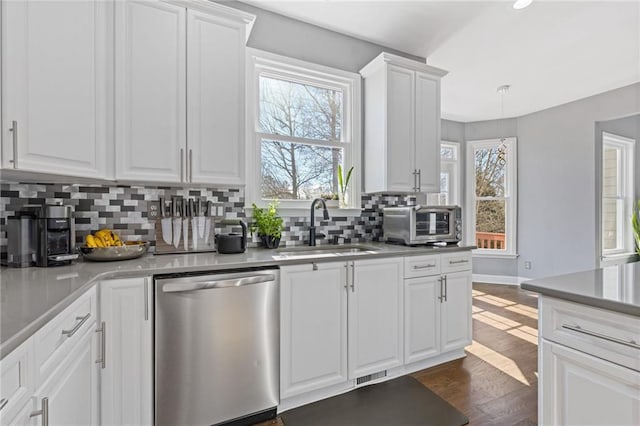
<box><xmin>272</xmin><ymin>244</ymin><xmax>380</xmax><ymax>260</ymax></box>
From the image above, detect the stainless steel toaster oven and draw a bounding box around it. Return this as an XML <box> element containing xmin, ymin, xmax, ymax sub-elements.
<box><xmin>383</xmin><ymin>205</ymin><xmax>462</xmax><ymax>245</ymax></box>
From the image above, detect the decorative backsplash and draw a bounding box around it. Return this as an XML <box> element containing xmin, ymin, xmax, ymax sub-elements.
<box><xmin>0</xmin><ymin>181</ymin><xmax>416</xmax><ymax>252</ymax></box>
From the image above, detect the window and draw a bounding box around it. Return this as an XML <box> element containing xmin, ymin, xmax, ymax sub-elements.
<box><xmin>601</xmin><ymin>132</ymin><xmax>635</xmax><ymax>258</ymax></box>
<box><xmin>427</xmin><ymin>141</ymin><xmax>460</xmax><ymax>205</ymax></box>
<box><xmin>246</xmin><ymin>50</ymin><xmax>361</xmax><ymax>211</ymax></box>
<box><xmin>466</xmin><ymin>138</ymin><xmax>517</xmax><ymax>255</ymax></box>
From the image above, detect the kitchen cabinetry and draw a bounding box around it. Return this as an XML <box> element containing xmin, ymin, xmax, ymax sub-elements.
<box><xmin>349</xmin><ymin>258</ymin><xmax>404</xmax><ymax>378</ymax></box>
<box><xmin>360</xmin><ymin>53</ymin><xmax>447</xmax><ymax>194</ymax></box>
<box><xmin>115</xmin><ymin>0</ymin><xmax>254</xmax><ymax>184</ymax></box>
<box><xmin>539</xmin><ymin>296</ymin><xmax>640</xmax><ymax>425</ymax></box>
<box><xmin>100</xmin><ymin>277</ymin><xmax>153</xmax><ymax>426</ymax></box>
<box><xmin>280</xmin><ymin>262</ymin><xmax>348</xmax><ymax>399</ymax></box>
<box><xmin>404</xmin><ymin>252</ymin><xmax>472</xmax><ymax>364</ymax></box>
<box><xmin>2</xmin><ymin>0</ymin><xmax>112</xmax><ymax>178</ymax></box>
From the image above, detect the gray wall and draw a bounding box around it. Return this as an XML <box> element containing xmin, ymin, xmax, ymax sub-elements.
<box><xmin>218</xmin><ymin>0</ymin><xmax>425</xmax><ymax>72</ymax></box>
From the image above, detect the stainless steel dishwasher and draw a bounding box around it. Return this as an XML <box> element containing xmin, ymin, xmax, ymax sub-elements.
<box><xmin>155</xmin><ymin>268</ymin><xmax>279</xmax><ymax>426</ymax></box>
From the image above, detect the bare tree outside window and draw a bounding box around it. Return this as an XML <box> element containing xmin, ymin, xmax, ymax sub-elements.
<box><xmin>475</xmin><ymin>144</ymin><xmax>507</xmax><ymax>250</ymax></box>
<box><xmin>259</xmin><ymin>76</ymin><xmax>344</xmax><ymax>200</ymax></box>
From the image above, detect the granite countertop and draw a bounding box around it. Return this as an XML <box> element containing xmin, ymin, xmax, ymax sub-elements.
<box><xmin>521</xmin><ymin>261</ymin><xmax>640</xmax><ymax>317</ymax></box>
<box><xmin>1</xmin><ymin>242</ymin><xmax>475</xmax><ymax>358</ymax></box>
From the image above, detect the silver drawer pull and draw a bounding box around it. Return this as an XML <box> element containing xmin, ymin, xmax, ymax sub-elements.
<box><xmin>0</xmin><ymin>398</ymin><xmax>8</xmax><ymax>411</ymax></box>
<box><xmin>449</xmin><ymin>259</ymin><xmax>469</xmax><ymax>265</ymax></box>
<box><xmin>30</xmin><ymin>397</ymin><xmax>49</xmax><ymax>426</ymax></box>
<box><xmin>562</xmin><ymin>324</ymin><xmax>640</xmax><ymax>350</ymax></box>
<box><xmin>414</xmin><ymin>264</ymin><xmax>436</xmax><ymax>269</ymax></box>
<box><xmin>61</xmin><ymin>313</ymin><xmax>91</xmax><ymax>337</ymax></box>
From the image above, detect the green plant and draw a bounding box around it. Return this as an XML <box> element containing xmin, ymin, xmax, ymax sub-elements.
<box><xmin>633</xmin><ymin>199</ymin><xmax>640</xmax><ymax>255</ymax></box>
<box><xmin>337</xmin><ymin>164</ymin><xmax>354</xmax><ymax>206</ymax></box>
<box><xmin>250</xmin><ymin>200</ymin><xmax>283</xmax><ymax>239</ymax></box>
<box><xmin>320</xmin><ymin>193</ymin><xmax>339</xmax><ymax>201</ymax></box>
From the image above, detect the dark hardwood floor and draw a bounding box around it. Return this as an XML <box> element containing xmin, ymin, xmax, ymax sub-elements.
<box><xmin>259</xmin><ymin>283</ymin><xmax>539</xmax><ymax>426</ymax></box>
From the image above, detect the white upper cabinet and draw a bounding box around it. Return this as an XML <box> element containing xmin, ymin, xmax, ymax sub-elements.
<box><xmin>2</xmin><ymin>0</ymin><xmax>112</xmax><ymax>178</ymax></box>
<box><xmin>360</xmin><ymin>53</ymin><xmax>447</xmax><ymax>193</ymax></box>
<box><xmin>115</xmin><ymin>0</ymin><xmax>254</xmax><ymax>184</ymax></box>
<box><xmin>187</xmin><ymin>8</ymin><xmax>247</xmax><ymax>185</ymax></box>
<box><xmin>115</xmin><ymin>0</ymin><xmax>186</xmax><ymax>182</ymax></box>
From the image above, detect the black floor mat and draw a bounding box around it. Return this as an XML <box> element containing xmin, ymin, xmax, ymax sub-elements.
<box><xmin>280</xmin><ymin>375</ymin><xmax>469</xmax><ymax>426</ymax></box>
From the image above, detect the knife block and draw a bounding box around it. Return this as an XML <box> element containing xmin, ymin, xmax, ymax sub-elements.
<box><xmin>154</xmin><ymin>217</ymin><xmax>215</xmax><ymax>255</ymax></box>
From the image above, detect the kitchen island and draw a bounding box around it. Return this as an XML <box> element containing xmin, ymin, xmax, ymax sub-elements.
<box><xmin>522</xmin><ymin>261</ymin><xmax>640</xmax><ymax>426</ymax></box>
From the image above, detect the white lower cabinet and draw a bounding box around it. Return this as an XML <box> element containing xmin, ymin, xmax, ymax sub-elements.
<box><xmin>4</xmin><ymin>399</ymin><xmax>35</xmax><ymax>426</ymax></box>
<box><xmin>33</xmin><ymin>326</ymin><xmax>99</xmax><ymax>426</ymax></box>
<box><xmin>99</xmin><ymin>277</ymin><xmax>153</xmax><ymax>426</ymax></box>
<box><xmin>440</xmin><ymin>271</ymin><xmax>472</xmax><ymax>352</ymax></box>
<box><xmin>280</xmin><ymin>262</ymin><xmax>348</xmax><ymax>399</ymax></box>
<box><xmin>349</xmin><ymin>258</ymin><xmax>404</xmax><ymax>378</ymax></box>
<box><xmin>541</xmin><ymin>340</ymin><xmax>640</xmax><ymax>426</ymax></box>
<box><xmin>405</xmin><ymin>275</ymin><xmax>441</xmax><ymax>363</ymax></box>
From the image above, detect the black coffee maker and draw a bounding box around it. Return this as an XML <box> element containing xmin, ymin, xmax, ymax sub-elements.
<box><xmin>6</xmin><ymin>204</ymin><xmax>79</xmax><ymax>267</ymax></box>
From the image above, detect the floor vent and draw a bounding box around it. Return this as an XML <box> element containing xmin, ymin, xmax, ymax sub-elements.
<box><xmin>356</xmin><ymin>370</ymin><xmax>387</xmax><ymax>385</ymax></box>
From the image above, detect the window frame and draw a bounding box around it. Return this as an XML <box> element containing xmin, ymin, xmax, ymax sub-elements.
<box><xmin>245</xmin><ymin>48</ymin><xmax>362</xmax><ymax>215</ymax></box>
<box><xmin>427</xmin><ymin>140</ymin><xmax>461</xmax><ymax>206</ymax></box>
<box><xmin>465</xmin><ymin>137</ymin><xmax>518</xmax><ymax>257</ymax></box>
<box><xmin>600</xmin><ymin>132</ymin><xmax>636</xmax><ymax>259</ymax></box>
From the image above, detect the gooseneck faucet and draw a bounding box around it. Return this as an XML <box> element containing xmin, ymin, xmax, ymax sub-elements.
<box><xmin>309</xmin><ymin>198</ymin><xmax>330</xmax><ymax>246</ymax></box>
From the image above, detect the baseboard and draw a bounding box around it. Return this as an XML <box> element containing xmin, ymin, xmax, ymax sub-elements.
<box><xmin>473</xmin><ymin>274</ymin><xmax>531</xmax><ymax>286</ymax></box>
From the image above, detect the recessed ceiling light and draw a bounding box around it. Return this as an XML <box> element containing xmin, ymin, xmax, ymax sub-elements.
<box><xmin>513</xmin><ymin>0</ymin><xmax>533</xmax><ymax>10</ymax></box>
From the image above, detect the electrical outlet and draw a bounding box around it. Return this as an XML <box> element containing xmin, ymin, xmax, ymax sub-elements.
<box><xmin>524</xmin><ymin>261</ymin><xmax>532</xmax><ymax>270</ymax></box>
<box><xmin>148</xmin><ymin>201</ymin><xmax>160</xmax><ymax>219</ymax></box>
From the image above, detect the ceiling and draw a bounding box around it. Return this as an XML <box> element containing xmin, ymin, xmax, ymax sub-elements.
<box><xmin>240</xmin><ymin>1</ymin><xmax>640</xmax><ymax>122</ymax></box>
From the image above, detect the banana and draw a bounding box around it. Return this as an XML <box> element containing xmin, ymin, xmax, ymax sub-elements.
<box><xmin>85</xmin><ymin>234</ymin><xmax>98</xmax><ymax>248</ymax></box>
<box><xmin>88</xmin><ymin>229</ymin><xmax>124</xmax><ymax>248</ymax></box>
<box><xmin>93</xmin><ymin>235</ymin><xmax>106</xmax><ymax>248</ymax></box>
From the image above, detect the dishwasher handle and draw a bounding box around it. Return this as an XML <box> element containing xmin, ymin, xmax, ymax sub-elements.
<box><xmin>162</xmin><ymin>274</ymin><xmax>276</xmax><ymax>293</ymax></box>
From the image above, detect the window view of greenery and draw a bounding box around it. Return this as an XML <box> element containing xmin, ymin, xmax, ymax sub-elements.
<box><xmin>259</xmin><ymin>76</ymin><xmax>345</xmax><ymax>200</ymax></box>
<box><xmin>475</xmin><ymin>144</ymin><xmax>507</xmax><ymax>250</ymax></box>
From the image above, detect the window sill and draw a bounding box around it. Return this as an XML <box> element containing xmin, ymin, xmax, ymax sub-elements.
<box><xmin>471</xmin><ymin>251</ymin><xmax>519</xmax><ymax>260</ymax></box>
<box><xmin>245</xmin><ymin>206</ymin><xmax>363</xmax><ymax>218</ymax></box>
<box><xmin>600</xmin><ymin>252</ymin><xmax>639</xmax><ymax>266</ymax></box>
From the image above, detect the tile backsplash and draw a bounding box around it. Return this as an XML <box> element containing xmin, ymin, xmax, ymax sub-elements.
<box><xmin>0</xmin><ymin>181</ymin><xmax>416</xmax><ymax>252</ymax></box>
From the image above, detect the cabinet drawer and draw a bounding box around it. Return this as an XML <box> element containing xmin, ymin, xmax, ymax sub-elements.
<box><xmin>0</xmin><ymin>339</ymin><xmax>34</xmax><ymax>422</ymax></box>
<box><xmin>540</xmin><ymin>296</ymin><xmax>640</xmax><ymax>372</ymax></box>
<box><xmin>404</xmin><ymin>255</ymin><xmax>440</xmax><ymax>278</ymax></box>
<box><xmin>34</xmin><ymin>287</ymin><xmax>96</xmax><ymax>384</ymax></box>
<box><xmin>441</xmin><ymin>252</ymin><xmax>472</xmax><ymax>273</ymax></box>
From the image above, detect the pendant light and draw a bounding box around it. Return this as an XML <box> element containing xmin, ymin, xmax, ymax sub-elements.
<box><xmin>496</xmin><ymin>85</ymin><xmax>511</xmax><ymax>165</ymax></box>
<box><xmin>513</xmin><ymin>0</ymin><xmax>533</xmax><ymax>10</ymax></box>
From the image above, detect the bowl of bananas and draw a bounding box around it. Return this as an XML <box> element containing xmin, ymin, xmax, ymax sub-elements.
<box><xmin>79</xmin><ymin>229</ymin><xmax>149</xmax><ymax>261</ymax></box>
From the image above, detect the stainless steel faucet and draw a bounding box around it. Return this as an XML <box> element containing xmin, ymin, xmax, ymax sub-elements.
<box><xmin>309</xmin><ymin>198</ymin><xmax>330</xmax><ymax>246</ymax></box>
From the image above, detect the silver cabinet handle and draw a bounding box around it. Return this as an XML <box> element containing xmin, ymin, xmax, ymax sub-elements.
<box><xmin>180</xmin><ymin>148</ymin><xmax>184</xmax><ymax>182</ymax></box>
<box><xmin>144</xmin><ymin>279</ymin><xmax>149</xmax><ymax>321</ymax></box>
<box><xmin>189</xmin><ymin>149</ymin><xmax>193</xmax><ymax>182</ymax></box>
<box><xmin>30</xmin><ymin>397</ymin><xmax>48</xmax><ymax>426</ymax></box>
<box><xmin>449</xmin><ymin>259</ymin><xmax>469</xmax><ymax>265</ymax></box>
<box><xmin>413</xmin><ymin>263</ymin><xmax>436</xmax><ymax>270</ymax></box>
<box><xmin>61</xmin><ymin>313</ymin><xmax>91</xmax><ymax>337</ymax></box>
<box><xmin>163</xmin><ymin>275</ymin><xmax>276</xmax><ymax>293</ymax></box>
<box><xmin>9</xmin><ymin>120</ymin><xmax>18</xmax><ymax>168</ymax></box>
<box><xmin>96</xmin><ymin>321</ymin><xmax>106</xmax><ymax>369</ymax></box>
<box><xmin>443</xmin><ymin>275</ymin><xmax>448</xmax><ymax>302</ymax></box>
<box><xmin>437</xmin><ymin>276</ymin><xmax>443</xmax><ymax>302</ymax></box>
<box><xmin>350</xmin><ymin>262</ymin><xmax>355</xmax><ymax>292</ymax></box>
<box><xmin>562</xmin><ymin>324</ymin><xmax>640</xmax><ymax>350</ymax></box>
<box><xmin>417</xmin><ymin>169</ymin><xmax>421</xmax><ymax>191</ymax></box>
<box><xmin>0</xmin><ymin>398</ymin><xmax>8</xmax><ymax>411</ymax></box>
<box><xmin>412</xmin><ymin>169</ymin><xmax>418</xmax><ymax>192</ymax></box>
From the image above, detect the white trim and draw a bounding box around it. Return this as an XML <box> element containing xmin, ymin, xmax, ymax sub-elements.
<box><xmin>472</xmin><ymin>274</ymin><xmax>530</xmax><ymax>286</ymax></box>
<box><xmin>245</xmin><ymin>48</ymin><xmax>362</xmax><ymax>212</ymax></box>
<box><xmin>472</xmin><ymin>252</ymin><xmax>519</xmax><ymax>259</ymax></box>
<box><xmin>465</xmin><ymin>137</ymin><xmax>518</xmax><ymax>256</ymax></box>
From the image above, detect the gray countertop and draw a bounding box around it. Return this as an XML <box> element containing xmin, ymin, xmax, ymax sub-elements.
<box><xmin>1</xmin><ymin>242</ymin><xmax>474</xmax><ymax>358</ymax></box>
<box><xmin>521</xmin><ymin>261</ymin><xmax>640</xmax><ymax>317</ymax></box>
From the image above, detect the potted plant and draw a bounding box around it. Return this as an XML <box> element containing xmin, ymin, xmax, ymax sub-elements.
<box><xmin>632</xmin><ymin>199</ymin><xmax>640</xmax><ymax>256</ymax></box>
<box><xmin>320</xmin><ymin>192</ymin><xmax>339</xmax><ymax>208</ymax></box>
<box><xmin>250</xmin><ymin>200</ymin><xmax>283</xmax><ymax>249</ymax></box>
<box><xmin>337</xmin><ymin>164</ymin><xmax>354</xmax><ymax>208</ymax></box>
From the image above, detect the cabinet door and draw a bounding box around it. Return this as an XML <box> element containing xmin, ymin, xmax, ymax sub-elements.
<box><xmin>34</xmin><ymin>327</ymin><xmax>98</xmax><ymax>426</ymax></box>
<box><xmin>2</xmin><ymin>0</ymin><xmax>110</xmax><ymax>177</ymax></box>
<box><xmin>415</xmin><ymin>72</ymin><xmax>440</xmax><ymax>193</ymax></box>
<box><xmin>280</xmin><ymin>263</ymin><xmax>348</xmax><ymax>399</ymax></box>
<box><xmin>386</xmin><ymin>65</ymin><xmax>416</xmax><ymax>192</ymax></box>
<box><xmin>440</xmin><ymin>271</ymin><xmax>472</xmax><ymax>352</ymax></box>
<box><xmin>115</xmin><ymin>0</ymin><xmax>186</xmax><ymax>182</ymax></box>
<box><xmin>405</xmin><ymin>276</ymin><xmax>441</xmax><ymax>364</ymax></box>
<box><xmin>349</xmin><ymin>258</ymin><xmax>404</xmax><ymax>379</ymax></box>
<box><xmin>187</xmin><ymin>9</ymin><xmax>245</xmax><ymax>185</ymax></box>
<box><xmin>100</xmin><ymin>277</ymin><xmax>153</xmax><ymax>426</ymax></box>
<box><xmin>541</xmin><ymin>340</ymin><xmax>640</xmax><ymax>426</ymax></box>
<box><xmin>4</xmin><ymin>399</ymin><xmax>35</xmax><ymax>426</ymax></box>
